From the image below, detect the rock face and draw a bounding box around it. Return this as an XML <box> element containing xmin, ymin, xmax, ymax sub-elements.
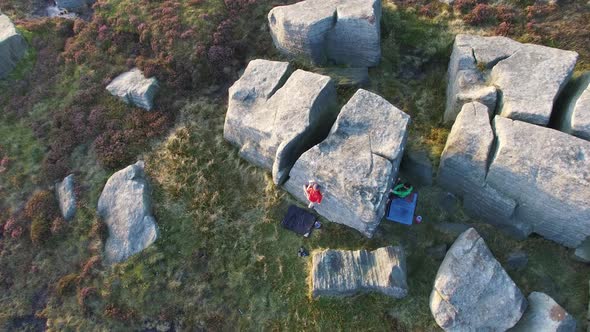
<box><xmin>106</xmin><ymin>68</ymin><xmax>159</xmax><ymax>111</ymax></box>
<box><xmin>430</xmin><ymin>228</ymin><xmax>527</xmax><ymax>331</ymax></box>
<box><xmin>0</xmin><ymin>14</ymin><xmax>27</xmax><ymax>79</ymax></box>
<box><xmin>55</xmin><ymin>0</ymin><xmax>93</xmax><ymax>11</ymax></box>
<box><xmin>561</xmin><ymin>73</ymin><xmax>590</xmax><ymax>141</ymax></box>
<box><xmin>284</xmin><ymin>89</ymin><xmax>410</xmax><ymax>237</ymax></box>
<box><xmin>224</xmin><ymin>59</ymin><xmax>338</xmax><ymax>185</ymax></box>
<box><xmin>400</xmin><ymin>149</ymin><xmax>433</xmax><ymax>186</ymax></box>
<box><xmin>510</xmin><ymin>292</ymin><xmax>576</xmax><ymax>332</ymax></box>
<box><xmin>311</xmin><ymin>246</ymin><xmax>407</xmax><ymax>298</ymax></box>
<box><xmin>268</xmin><ymin>0</ymin><xmax>381</xmax><ymax>67</ymax></box>
<box><xmin>97</xmin><ymin>161</ymin><xmax>158</xmax><ymax>264</ymax></box>
<box><xmin>444</xmin><ymin>34</ymin><xmax>578</xmax><ymax>126</ymax></box>
<box><xmin>56</xmin><ymin>174</ymin><xmax>76</xmax><ymax>221</ymax></box>
<box><xmin>439</xmin><ymin>102</ymin><xmax>590</xmax><ymax>248</ymax></box>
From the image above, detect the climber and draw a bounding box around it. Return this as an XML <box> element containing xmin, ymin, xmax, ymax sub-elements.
<box><xmin>303</xmin><ymin>180</ymin><xmax>323</xmax><ymax>209</ymax></box>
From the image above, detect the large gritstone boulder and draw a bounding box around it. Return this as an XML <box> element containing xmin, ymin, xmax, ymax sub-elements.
<box><xmin>311</xmin><ymin>246</ymin><xmax>408</xmax><ymax>298</ymax></box>
<box><xmin>268</xmin><ymin>0</ymin><xmax>381</xmax><ymax>67</ymax></box>
<box><xmin>561</xmin><ymin>73</ymin><xmax>590</xmax><ymax>141</ymax></box>
<box><xmin>510</xmin><ymin>292</ymin><xmax>576</xmax><ymax>332</ymax></box>
<box><xmin>56</xmin><ymin>174</ymin><xmax>76</xmax><ymax>221</ymax></box>
<box><xmin>0</xmin><ymin>14</ymin><xmax>27</xmax><ymax>79</ymax></box>
<box><xmin>284</xmin><ymin>89</ymin><xmax>410</xmax><ymax>237</ymax></box>
<box><xmin>224</xmin><ymin>59</ymin><xmax>338</xmax><ymax>185</ymax></box>
<box><xmin>488</xmin><ymin>117</ymin><xmax>590</xmax><ymax>248</ymax></box>
<box><xmin>430</xmin><ymin>228</ymin><xmax>527</xmax><ymax>332</ymax></box>
<box><xmin>106</xmin><ymin>68</ymin><xmax>159</xmax><ymax>111</ymax></box>
<box><xmin>97</xmin><ymin>161</ymin><xmax>158</xmax><ymax>264</ymax></box>
<box><xmin>444</xmin><ymin>34</ymin><xmax>578</xmax><ymax>126</ymax></box>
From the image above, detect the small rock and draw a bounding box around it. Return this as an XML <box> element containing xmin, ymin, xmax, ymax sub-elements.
<box><xmin>311</xmin><ymin>246</ymin><xmax>408</xmax><ymax>298</ymax></box>
<box><xmin>97</xmin><ymin>161</ymin><xmax>158</xmax><ymax>264</ymax></box>
<box><xmin>0</xmin><ymin>13</ymin><xmax>27</xmax><ymax>79</ymax></box>
<box><xmin>56</xmin><ymin>174</ymin><xmax>76</xmax><ymax>221</ymax></box>
<box><xmin>510</xmin><ymin>292</ymin><xmax>576</xmax><ymax>332</ymax></box>
<box><xmin>106</xmin><ymin>68</ymin><xmax>159</xmax><ymax>111</ymax></box>
<box><xmin>426</xmin><ymin>244</ymin><xmax>447</xmax><ymax>260</ymax></box>
<box><xmin>506</xmin><ymin>251</ymin><xmax>528</xmax><ymax>271</ymax></box>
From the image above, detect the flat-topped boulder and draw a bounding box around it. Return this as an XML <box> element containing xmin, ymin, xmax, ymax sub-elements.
<box><xmin>97</xmin><ymin>161</ymin><xmax>158</xmax><ymax>264</ymax></box>
<box><xmin>510</xmin><ymin>292</ymin><xmax>576</xmax><ymax>332</ymax></box>
<box><xmin>561</xmin><ymin>73</ymin><xmax>590</xmax><ymax>141</ymax></box>
<box><xmin>311</xmin><ymin>246</ymin><xmax>408</xmax><ymax>298</ymax></box>
<box><xmin>284</xmin><ymin>89</ymin><xmax>410</xmax><ymax>237</ymax></box>
<box><xmin>444</xmin><ymin>34</ymin><xmax>578</xmax><ymax>126</ymax></box>
<box><xmin>0</xmin><ymin>13</ymin><xmax>27</xmax><ymax>79</ymax></box>
<box><xmin>106</xmin><ymin>68</ymin><xmax>159</xmax><ymax>111</ymax></box>
<box><xmin>430</xmin><ymin>228</ymin><xmax>527</xmax><ymax>331</ymax></box>
<box><xmin>56</xmin><ymin>174</ymin><xmax>76</xmax><ymax>221</ymax></box>
<box><xmin>268</xmin><ymin>0</ymin><xmax>381</xmax><ymax>67</ymax></box>
<box><xmin>224</xmin><ymin>59</ymin><xmax>337</xmax><ymax>185</ymax></box>
<box><xmin>488</xmin><ymin>116</ymin><xmax>590</xmax><ymax>248</ymax></box>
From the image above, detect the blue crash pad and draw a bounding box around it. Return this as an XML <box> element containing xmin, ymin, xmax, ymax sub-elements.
<box><xmin>386</xmin><ymin>192</ymin><xmax>418</xmax><ymax>225</ymax></box>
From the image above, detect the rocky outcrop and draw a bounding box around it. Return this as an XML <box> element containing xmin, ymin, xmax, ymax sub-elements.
<box><xmin>97</xmin><ymin>161</ymin><xmax>158</xmax><ymax>264</ymax></box>
<box><xmin>430</xmin><ymin>228</ymin><xmax>527</xmax><ymax>331</ymax></box>
<box><xmin>561</xmin><ymin>73</ymin><xmax>590</xmax><ymax>141</ymax></box>
<box><xmin>439</xmin><ymin>101</ymin><xmax>590</xmax><ymax>248</ymax></box>
<box><xmin>284</xmin><ymin>89</ymin><xmax>410</xmax><ymax>237</ymax></box>
<box><xmin>0</xmin><ymin>13</ymin><xmax>27</xmax><ymax>79</ymax></box>
<box><xmin>106</xmin><ymin>68</ymin><xmax>159</xmax><ymax>111</ymax></box>
<box><xmin>224</xmin><ymin>59</ymin><xmax>338</xmax><ymax>185</ymax></box>
<box><xmin>56</xmin><ymin>174</ymin><xmax>76</xmax><ymax>221</ymax></box>
<box><xmin>311</xmin><ymin>246</ymin><xmax>407</xmax><ymax>298</ymax></box>
<box><xmin>268</xmin><ymin>0</ymin><xmax>381</xmax><ymax>67</ymax></box>
<box><xmin>444</xmin><ymin>34</ymin><xmax>578</xmax><ymax>126</ymax></box>
<box><xmin>510</xmin><ymin>292</ymin><xmax>576</xmax><ymax>332</ymax></box>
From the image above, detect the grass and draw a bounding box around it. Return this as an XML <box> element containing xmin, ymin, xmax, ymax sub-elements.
<box><xmin>0</xmin><ymin>0</ymin><xmax>589</xmax><ymax>330</ymax></box>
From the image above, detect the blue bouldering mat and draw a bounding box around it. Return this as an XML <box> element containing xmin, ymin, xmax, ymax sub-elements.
<box><xmin>386</xmin><ymin>192</ymin><xmax>418</xmax><ymax>225</ymax></box>
<box><xmin>281</xmin><ymin>205</ymin><xmax>317</xmax><ymax>236</ymax></box>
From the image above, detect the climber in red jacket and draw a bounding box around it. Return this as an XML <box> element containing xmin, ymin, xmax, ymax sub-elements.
<box><xmin>303</xmin><ymin>181</ymin><xmax>323</xmax><ymax>209</ymax></box>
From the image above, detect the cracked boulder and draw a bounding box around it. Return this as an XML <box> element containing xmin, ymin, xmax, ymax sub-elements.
<box><xmin>268</xmin><ymin>0</ymin><xmax>381</xmax><ymax>67</ymax></box>
<box><xmin>98</xmin><ymin>161</ymin><xmax>158</xmax><ymax>264</ymax></box>
<box><xmin>56</xmin><ymin>174</ymin><xmax>76</xmax><ymax>221</ymax></box>
<box><xmin>224</xmin><ymin>59</ymin><xmax>338</xmax><ymax>185</ymax></box>
<box><xmin>438</xmin><ymin>102</ymin><xmax>517</xmax><ymax>229</ymax></box>
<box><xmin>284</xmin><ymin>89</ymin><xmax>410</xmax><ymax>237</ymax></box>
<box><xmin>0</xmin><ymin>13</ymin><xmax>27</xmax><ymax>79</ymax></box>
<box><xmin>311</xmin><ymin>246</ymin><xmax>408</xmax><ymax>298</ymax></box>
<box><xmin>444</xmin><ymin>34</ymin><xmax>578</xmax><ymax>126</ymax></box>
<box><xmin>430</xmin><ymin>228</ymin><xmax>527</xmax><ymax>332</ymax></box>
<box><xmin>488</xmin><ymin>117</ymin><xmax>590</xmax><ymax>248</ymax></box>
<box><xmin>510</xmin><ymin>292</ymin><xmax>576</xmax><ymax>332</ymax></box>
<box><xmin>106</xmin><ymin>68</ymin><xmax>159</xmax><ymax>111</ymax></box>
<box><xmin>561</xmin><ymin>73</ymin><xmax>590</xmax><ymax>141</ymax></box>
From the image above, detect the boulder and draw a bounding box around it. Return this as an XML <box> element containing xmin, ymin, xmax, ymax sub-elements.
<box><xmin>97</xmin><ymin>161</ymin><xmax>158</xmax><ymax>264</ymax></box>
<box><xmin>561</xmin><ymin>73</ymin><xmax>590</xmax><ymax>141</ymax></box>
<box><xmin>224</xmin><ymin>60</ymin><xmax>338</xmax><ymax>185</ymax></box>
<box><xmin>400</xmin><ymin>149</ymin><xmax>433</xmax><ymax>186</ymax></box>
<box><xmin>492</xmin><ymin>44</ymin><xmax>578</xmax><ymax>126</ymax></box>
<box><xmin>55</xmin><ymin>0</ymin><xmax>93</xmax><ymax>11</ymax></box>
<box><xmin>430</xmin><ymin>228</ymin><xmax>527</xmax><ymax>331</ymax></box>
<box><xmin>510</xmin><ymin>292</ymin><xmax>576</xmax><ymax>332</ymax></box>
<box><xmin>106</xmin><ymin>68</ymin><xmax>159</xmax><ymax>111</ymax></box>
<box><xmin>0</xmin><ymin>13</ymin><xmax>27</xmax><ymax>79</ymax></box>
<box><xmin>488</xmin><ymin>116</ymin><xmax>590</xmax><ymax>248</ymax></box>
<box><xmin>444</xmin><ymin>34</ymin><xmax>578</xmax><ymax>126</ymax></box>
<box><xmin>268</xmin><ymin>0</ymin><xmax>381</xmax><ymax>67</ymax></box>
<box><xmin>284</xmin><ymin>89</ymin><xmax>410</xmax><ymax>237</ymax></box>
<box><xmin>311</xmin><ymin>246</ymin><xmax>408</xmax><ymax>298</ymax></box>
<box><xmin>56</xmin><ymin>174</ymin><xmax>76</xmax><ymax>221</ymax></box>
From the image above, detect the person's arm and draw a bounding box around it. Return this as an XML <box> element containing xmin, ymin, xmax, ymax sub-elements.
<box><xmin>303</xmin><ymin>185</ymin><xmax>310</xmax><ymax>199</ymax></box>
